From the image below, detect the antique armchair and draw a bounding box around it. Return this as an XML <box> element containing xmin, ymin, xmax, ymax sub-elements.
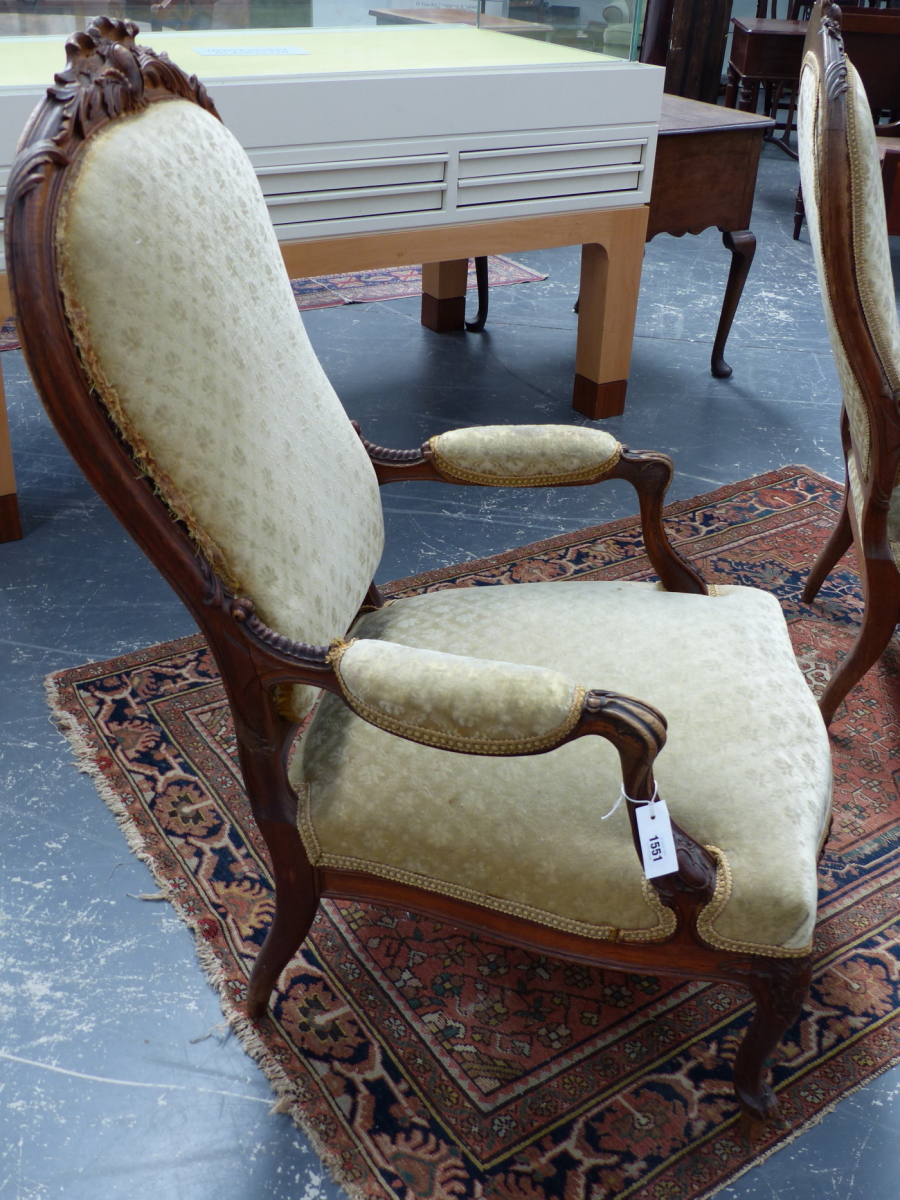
<box><xmin>5</xmin><ymin>18</ymin><xmax>832</xmax><ymax>1125</ymax></box>
<box><xmin>797</xmin><ymin>3</ymin><xmax>900</xmax><ymax>723</ymax></box>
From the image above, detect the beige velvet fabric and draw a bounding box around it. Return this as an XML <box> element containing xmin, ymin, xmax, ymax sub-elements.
<box><xmin>798</xmin><ymin>59</ymin><xmax>900</xmax><ymax>481</ymax></box>
<box><xmin>429</xmin><ymin>425</ymin><xmax>620</xmax><ymax>485</ymax></box>
<box><xmin>332</xmin><ymin>638</ymin><xmax>583</xmax><ymax>752</ymax></box>
<box><xmin>58</xmin><ymin>100</ymin><xmax>384</xmax><ymax>718</ymax></box>
<box><xmin>291</xmin><ymin>581</ymin><xmax>832</xmax><ymax>954</ymax></box>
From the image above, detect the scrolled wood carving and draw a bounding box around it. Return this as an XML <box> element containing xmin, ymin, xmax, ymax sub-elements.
<box><xmin>5</xmin><ymin>15</ymin><xmax>219</xmax><ymax>211</ymax></box>
<box><xmin>230</xmin><ymin>595</ymin><xmax>331</xmax><ymax>669</ymax></box>
<box><xmin>821</xmin><ymin>4</ymin><xmax>848</xmax><ymax>102</ymax></box>
<box><xmin>350</xmin><ymin>421</ymin><xmax>431</xmax><ymax>467</ymax></box>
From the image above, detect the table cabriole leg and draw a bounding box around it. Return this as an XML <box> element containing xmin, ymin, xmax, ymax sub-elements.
<box><xmin>711</xmin><ymin>229</ymin><xmax>757</xmax><ymax>380</ymax></box>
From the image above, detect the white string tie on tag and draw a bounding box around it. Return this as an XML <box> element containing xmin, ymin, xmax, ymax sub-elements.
<box><xmin>600</xmin><ymin>781</ymin><xmax>659</xmax><ymax>821</ymax></box>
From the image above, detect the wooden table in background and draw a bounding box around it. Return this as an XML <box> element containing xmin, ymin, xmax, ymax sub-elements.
<box><xmin>279</xmin><ymin>206</ymin><xmax>649</xmax><ymax>420</ymax></box>
<box><xmin>724</xmin><ymin>17</ymin><xmax>807</xmax><ymax>111</ymax></box>
<box><xmin>649</xmin><ymin>94</ymin><xmax>774</xmax><ymax>378</ymax></box>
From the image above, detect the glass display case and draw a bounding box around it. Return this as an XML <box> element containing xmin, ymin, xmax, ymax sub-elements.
<box><xmin>0</xmin><ymin>0</ymin><xmax>646</xmax><ymax>60</ymax></box>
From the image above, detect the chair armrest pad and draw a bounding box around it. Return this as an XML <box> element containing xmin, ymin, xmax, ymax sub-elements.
<box><xmin>328</xmin><ymin>638</ymin><xmax>585</xmax><ymax>754</ymax></box>
<box><xmin>428</xmin><ymin>425</ymin><xmax>621</xmax><ymax>486</ymax></box>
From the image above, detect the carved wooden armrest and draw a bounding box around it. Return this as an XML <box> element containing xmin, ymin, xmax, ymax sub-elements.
<box><xmin>351</xmin><ymin>422</ymin><xmax>707</xmax><ymax>596</ymax></box>
<box><xmin>328</xmin><ymin>638</ymin><xmax>713</xmax><ymax>895</ymax></box>
<box><xmin>352</xmin><ymin>422</ymin><xmax>621</xmax><ymax>486</ymax></box>
<box><xmin>427</xmin><ymin>425</ymin><xmax>623</xmax><ymax>487</ymax></box>
<box><xmin>231</xmin><ymin>598</ymin><xmax>715</xmax><ymax>901</ymax></box>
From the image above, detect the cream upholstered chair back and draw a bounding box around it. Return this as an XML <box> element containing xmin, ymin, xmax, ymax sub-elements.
<box><xmin>797</xmin><ymin>10</ymin><xmax>900</xmax><ymax>494</ymax></box>
<box><xmin>57</xmin><ymin>98</ymin><xmax>385</xmax><ymax>715</ymax></box>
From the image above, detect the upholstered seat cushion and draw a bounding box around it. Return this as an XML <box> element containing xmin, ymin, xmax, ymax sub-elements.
<box><xmin>290</xmin><ymin>581</ymin><xmax>832</xmax><ymax>956</ymax></box>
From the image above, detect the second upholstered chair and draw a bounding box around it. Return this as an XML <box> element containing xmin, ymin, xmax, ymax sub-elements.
<box><xmin>797</xmin><ymin>2</ymin><xmax>900</xmax><ymax>722</ymax></box>
<box><xmin>6</xmin><ymin>18</ymin><xmax>832</xmax><ymax>1124</ymax></box>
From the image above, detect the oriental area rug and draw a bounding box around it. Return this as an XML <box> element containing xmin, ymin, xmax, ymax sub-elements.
<box><xmin>0</xmin><ymin>256</ymin><xmax>545</xmax><ymax>352</ymax></box>
<box><xmin>47</xmin><ymin>465</ymin><xmax>900</xmax><ymax>1200</ymax></box>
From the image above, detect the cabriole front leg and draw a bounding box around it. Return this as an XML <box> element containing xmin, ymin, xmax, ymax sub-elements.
<box><xmin>232</xmin><ymin>724</ymin><xmax>322</xmax><ymax>1020</ymax></box>
<box><xmin>246</xmin><ymin>818</ymin><xmax>319</xmax><ymax>1019</ymax></box>
<box><xmin>722</xmin><ymin>953</ymin><xmax>812</xmax><ymax>1122</ymax></box>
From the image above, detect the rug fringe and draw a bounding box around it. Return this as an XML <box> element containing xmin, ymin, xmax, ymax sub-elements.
<box><xmin>44</xmin><ymin>668</ymin><xmax>376</xmax><ymax>1200</ymax></box>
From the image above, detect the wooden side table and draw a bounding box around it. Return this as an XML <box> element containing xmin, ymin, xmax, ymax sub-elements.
<box><xmin>724</xmin><ymin>17</ymin><xmax>807</xmax><ymax>156</ymax></box>
<box><xmin>474</xmin><ymin>95</ymin><xmax>775</xmax><ymax>381</ymax></box>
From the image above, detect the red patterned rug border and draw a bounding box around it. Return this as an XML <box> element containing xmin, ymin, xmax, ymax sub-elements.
<box><xmin>41</xmin><ymin>667</ymin><xmax>352</xmax><ymax>1191</ymax></box>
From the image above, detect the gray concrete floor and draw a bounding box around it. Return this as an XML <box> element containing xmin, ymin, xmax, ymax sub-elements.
<box><xmin>1</xmin><ymin>142</ymin><xmax>899</xmax><ymax>1199</ymax></box>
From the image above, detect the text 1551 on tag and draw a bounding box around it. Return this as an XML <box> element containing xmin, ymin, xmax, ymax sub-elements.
<box><xmin>635</xmin><ymin>799</ymin><xmax>679</xmax><ymax>879</ymax></box>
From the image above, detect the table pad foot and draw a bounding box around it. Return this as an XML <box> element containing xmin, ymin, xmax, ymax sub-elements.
<box><xmin>421</xmin><ymin>293</ymin><xmax>466</xmax><ymax>333</ymax></box>
<box><xmin>0</xmin><ymin>492</ymin><xmax>22</xmax><ymax>542</ymax></box>
<box><xmin>572</xmin><ymin>375</ymin><xmax>626</xmax><ymax>420</ymax></box>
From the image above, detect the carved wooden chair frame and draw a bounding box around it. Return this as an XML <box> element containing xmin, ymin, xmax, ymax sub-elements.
<box><xmin>6</xmin><ymin>16</ymin><xmax>814</xmax><ymax>1125</ymax></box>
<box><xmin>799</xmin><ymin>2</ymin><xmax>900</xmax><ymax>724</ymax></box>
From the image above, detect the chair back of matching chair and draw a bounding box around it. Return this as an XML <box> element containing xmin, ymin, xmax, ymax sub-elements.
<box><xmin>797</xmin><ymin>1</ymin><xmax>900</xmax><ymax>507</ymax></box>
<box><xmin>5</xmin><ymin>19</ymin><xmax>384</xmax><ymax>716</ymax></box>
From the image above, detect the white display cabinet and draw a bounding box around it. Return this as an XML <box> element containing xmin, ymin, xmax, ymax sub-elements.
<box><xmin>1</xmin><ymin>26</ymin><xmax>664</xmax><ymax>255</ymax></box>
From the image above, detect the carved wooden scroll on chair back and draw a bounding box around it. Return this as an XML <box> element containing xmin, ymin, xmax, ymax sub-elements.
<box><xmin>798</xmin><ymin>1</ymin><xmax>900</xmax><ymax>722</ymax></box>
<box><xmin>7</xmin><ymin>18</ymin><xmax>833</xmax><ymax>1129</ymax></box>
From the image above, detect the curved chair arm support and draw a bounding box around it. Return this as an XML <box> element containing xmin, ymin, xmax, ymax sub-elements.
<box><xmin>352</xmin><ymin>423</ymin><xmax>707</xmax><ymax>595</ymax></box>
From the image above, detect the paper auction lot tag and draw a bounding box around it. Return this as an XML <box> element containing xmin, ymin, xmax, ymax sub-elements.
<box><xmin>635</xmin><ymin>799</ymin><xmax>678</xmax><ymax>879</ymax></box>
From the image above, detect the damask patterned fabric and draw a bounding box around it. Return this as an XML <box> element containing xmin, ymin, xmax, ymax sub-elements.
<box><xmin>57</xmin><ymin>100</ymin><xmax>384</xmax><ymax>718</ymax></box>
<box><xmin>798</xmin><ymin>57</ymin><xmax>900</xmax><ymax>488</ymax></box>
<box><xmin>332</xmin><ymin>638</ymin><xmax>584</xmax><ymax>751</ymax></box>
<box><xmin>292</xmin><ymin>581</ymin><xmax>833</xmax><ymax>955</ymax></box>
<box><xmin>845</xmin><ymin>64</ymin><xmax>900</xmax><ymax>400</ymax></box>
<box><xmin>429</xmin><ymin>425</ymin><xmax>620</xmax><ymax>484</ymax></box>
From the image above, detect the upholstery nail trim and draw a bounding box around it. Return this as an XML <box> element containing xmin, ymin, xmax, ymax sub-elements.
<box><xmin>294</xmin><ymin>783</ymin><xmax>675</xmax><ymax>942</ymax></box>
<box><xmin>695</xmin><ymin>845</ymin><xmax>812</xmax><ymax>958</ymax></box>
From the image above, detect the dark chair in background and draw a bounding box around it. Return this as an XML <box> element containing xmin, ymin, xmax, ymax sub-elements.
<box><xmin>793</xmin><ymin>4</ymin><xmax>900</xmax><ymax>236</ymax></box>
<box><xmin>798</xmin><ymin>2</ymin><xmax>900</xmax><ymax>722</ymax></box>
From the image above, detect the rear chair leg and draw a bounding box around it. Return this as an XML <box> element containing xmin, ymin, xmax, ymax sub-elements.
<box><xmin>802</xmin><ymin>484</ymin><xmax>852</xmax><ymax>604</ymax></box>
<box><xmin>817</xmin><ymin>566</ymin><xmax>900</xmax><ymax>726</ymax></box>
